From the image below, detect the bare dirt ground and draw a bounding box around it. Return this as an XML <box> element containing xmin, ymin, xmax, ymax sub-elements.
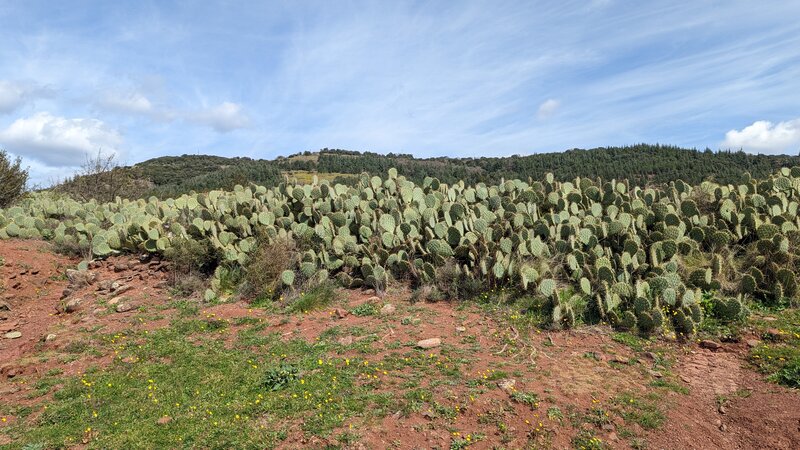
<box><xmin>1</xmin><ymin>239</ymin><xmax>799</xmax><ymax>449</ymax></box>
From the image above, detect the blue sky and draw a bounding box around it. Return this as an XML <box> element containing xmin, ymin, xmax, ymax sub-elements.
<box><xmin>1</xmin><ymin>0</ymin><xmax>799</xmax><ymax>185</ymax></box>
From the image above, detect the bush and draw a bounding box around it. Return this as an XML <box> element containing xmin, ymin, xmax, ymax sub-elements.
<box><xmin>0</xmin><ymin>150</ymin><xmax>28</xmax><ymax>207</ymax></box>
<box><xmin>420</xmin><ymin>259</ymin><xmax>487</xmax><ymax>302</ymax></box>
<box><xmin>163</xmin><ymin>238</ymin><xmax>221</xmax><ymax>297</ymax></box>
<box><xmin>241</xmin><ymin>237</ymin><xmax>298</xmax><ymax>301</ymax></box>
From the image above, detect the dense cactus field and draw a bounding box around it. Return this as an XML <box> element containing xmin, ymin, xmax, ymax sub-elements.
<box><xmin>3</xmin><ymin>167</ymin><xmax>800</xmax><ymax>337</ymax></box>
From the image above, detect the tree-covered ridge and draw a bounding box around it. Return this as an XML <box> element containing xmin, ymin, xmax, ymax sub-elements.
<box><xmin>81</xmin><ymin>144</ymin><xmax>799</xmax><ymax>198</ymax></box>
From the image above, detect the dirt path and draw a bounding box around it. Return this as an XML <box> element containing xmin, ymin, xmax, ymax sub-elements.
<box><xmin>645</xmin><ymin>345</ymin><xmax>800</xmax><ymax>450</ymax></box>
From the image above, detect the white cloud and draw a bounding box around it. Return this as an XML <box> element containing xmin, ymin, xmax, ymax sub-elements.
<box><xmin>0</xmin><ymin>112</ymin><xmax>123</xmax><ymax>166</ymax></box>
<box><xmin>98</xmin><ymin>91</ymin><xmax>153</xmax><ymax>115</ymax></box>
<box><xmin>0</xmin><ymin>80</ymin><xmax>52</xmax><ymax>114</ymax></box>
<box><xmin>186</xmin><ymin>102</ymin><xmax>250</xmax><ymax>132</ymax></box>
<box><xmin>722</xmin><ymin>119</ymin><xmax>800</xmax><ymax>154</ymax></box>
<box><xmin>537</xmin><ymin>99</ymin><xmax>561</xmax><ymax>119</ymax></box>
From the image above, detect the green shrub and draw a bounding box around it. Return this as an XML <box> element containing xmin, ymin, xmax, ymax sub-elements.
<box><xmin>0</xmin><ymin>150</ymin><xmax>28</xmax><ymax>208</ymax></box>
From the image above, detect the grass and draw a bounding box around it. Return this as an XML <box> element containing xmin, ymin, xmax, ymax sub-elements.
<box><xmin>0</xmin><ymin>322</ymin><xmax>395</xmax><ymax>449</ymax></box>
<box><xmin>749</xmin><ymin>307</ymin><xmax>800</xmax><ymax>388</ymax></box>
<box><xmin>286</xmin><ymin>283</ymin><xmax>338</xmax><ymax>314</ymax></box>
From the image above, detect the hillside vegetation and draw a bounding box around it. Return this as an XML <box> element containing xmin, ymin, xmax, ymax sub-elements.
<box><xmin>58</xmin><ymin>145</ymin><xmax>799</xmax><ymax>199</ymax></box>
<box><xmin>4</xmin><ymin>164</ymin><xmax>800</xmax><ymax>350</ymax></box>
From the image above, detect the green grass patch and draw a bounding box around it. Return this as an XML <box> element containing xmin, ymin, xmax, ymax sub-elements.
<box><xmin>749</xmin><ymin>308</ymin><xmax>800</xmax><ymax>389</ymax></box>
<box><xmin>286</xmin><ymin>283</ymin><xmax>338</xmax><ymax>314</ymax></box>
<box><xmin>1</xmin><ymin>325</ymin><xmax>396</xmax><ymax>449</ymax></box>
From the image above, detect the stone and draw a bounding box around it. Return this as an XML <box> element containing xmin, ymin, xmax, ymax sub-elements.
<box><xmin>64</xmin><ymin>298</ymin><xmax>82</xmax><ymax>313</ymax></box>
<box><xmin>66</xmin><ymin>269</ymin><xmax>97</xmax><ymax>287</ymax></box>
<box><xmin>97</xmin><ymin>280</ymin><xmax>114</xmax><ymax>291</ymax></box>
<box><xmin>417</xmin><ymin>338</ymin><xmax>441</xmax><ymax>349</ymax></box>
<box><xmin>108</xmin><ymin>296</ymin><xmax>125</xmax><ymax>306</ymax></box>
<box><xmin>4</xmin><ymin>331</ymin><xmax>22</xmax><ymax>339</ymax></box>
<box><xmin>113</xmin><ymin>284</ymin><xmax>133</xmax><ymax>295</ymax></box>
<box><xmin>647</xmin><ymin>369</ymin><xmax>663</xmax><ymax>378</ymax></box>
<box><xmin>699</xmin><ymin>340</ymin><xmax>722</xmax><ymax>351</ymax></box>
<box><xmin>337</xmin><ymin>336</ymin><xmax>354</xmax><ymax>346</ymax></box>
<box><xmin>114</xmin><ymin>262</ymin><xmax>129</xmax><ymax>272</ymax></box>
<box><xmin>746</xmin><ymin>339</ymin><xmax>761</xmax><ymax>348</ymax></box>
<box><xmin>0</xmin><ymin>301</ymin><xmax>10</xmax><ymax>311</ymax></box>
<box><xmin>366</xmin><ymin>296</ymin><xmax>382</xmax><ymax>304</ymax></box>
<box><xmin>497</xmin><ymin>378</ymin><xmax>516</xmax><ymax>392</ymax></box>
<box><xmin>116</xmin><ymin>303</ymin><xmax>135</xmax><ymax>313</ymax></box>
<box><xmin>380</xmin><ymin>304</ymin><xmax>396</xmax><ymax>315</ymax></box>
<box><xmin>611</xmin><ymin>355</ymin><xmax>630</xmax><ymax>364</ymax></box>
<box><xmin>643</xmin><ymin>351</ymin><xmax>658</xmax><ymax>360</ymax></box>
<box><xmin>157</xmin><ymin>416</ymin><xmax>172</xmax><ymax>425</ymax></box>
<box><xmin>333</xmin><ymin>308</ymin><xmax>349</xmax><ymax>319</ymax></box>
<box><xmin>455</xmin><ymin>326</ymin><xmax>466</xmax><ymax>333</ymax></box>
<box><xmin>765</xmin><ymin>328</ymin><xmax>784</xmax><ymax>341</ymax></box>
<box><xmin>45</xmin><ymin>334</ymin><xmax>57</xmax><ymax>342</ymax></box>
<box><xmin>718</xmin><ymin>404</ymin><xmax>727</xmax><ymax>415</ymax></box>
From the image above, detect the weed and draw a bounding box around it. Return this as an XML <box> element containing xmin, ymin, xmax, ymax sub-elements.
<box><xmin>350</xmin><ymin>303</ymin><xmax>377</xmax><ymax>317</ymax></box>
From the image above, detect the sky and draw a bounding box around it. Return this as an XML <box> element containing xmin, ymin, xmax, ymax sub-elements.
<box><xmin>1</xmin><ymin>0</ymin><xmax>799</xmax><ymax>186</ymax></box>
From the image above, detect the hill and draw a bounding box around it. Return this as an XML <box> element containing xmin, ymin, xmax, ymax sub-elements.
<box><xmin>60</xmin><ymin>144</ymin><xmax>800</xmax><ymax>199</ymax></box>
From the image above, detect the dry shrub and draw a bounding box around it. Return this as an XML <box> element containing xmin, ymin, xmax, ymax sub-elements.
<box><xmin>163</xmin><ymin>238</ymin><xmax>221</xmax><ymax>297</ymax></box>
<box><xmin>241</xmin><ymin>237</ymin><xmax>298</xmax><ymax>301</ymax></box>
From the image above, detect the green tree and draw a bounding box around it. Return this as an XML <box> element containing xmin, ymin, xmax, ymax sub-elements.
<box><xmin>0</xmin><ymin>150</ymin><xmax>28</xmax><ymax>207</ymax></box>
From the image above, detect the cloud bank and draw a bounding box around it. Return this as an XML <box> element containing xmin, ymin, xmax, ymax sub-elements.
<box><xmin>722</xmin><ymin>119</ymin><xmax>800</xmax><ymax>154</ymax></box>
<box><xmin>0</xmin><ymin>112</ymin><xmax>123</xmax><ymax>166</ymax></box>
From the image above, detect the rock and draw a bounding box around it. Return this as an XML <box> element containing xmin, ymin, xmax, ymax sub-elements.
<box><xmin>4</xmin><ymin>331</ymin><xmax>22</xmax><ymax>339</ymax></box>
<box><xmin>366</xmin><ymin>296</ymin><xmax>382</xmax><ymax>304</ymax></box>
<box><xmin>157</xmin><ymin>416</ymin><xmax>172</xmax><ymax>425</ymax></box>
<box><xmin>66</xmin><ymin>269</ymin><xmax>97</xmax><ymax>287</ymax></box>
<box><xmin>497</xmin><ymin>378</ymin><xmax>516</xmax><ymax>392</ymax></box>
<box><xmin>417</xmin><ymin>338</ymin><xmax>441</xmax><ymax>349</ymax></box>
<box><xmin>391</xmin><ymin>410</ymin><xmax>402</xmax><ymax>420</ymax></box>
<box><xmin>608</xmin><ymin>432</ymin><xmax>618</xmax><ymax>441</ymax></box>
<box><xmin>64</xmin><ymin>298</ymin><xmax>82</xmax><ymax>313</ymax></box>
<box><xmin>601</xmin><ymin>423</ymin><xmax>615</xmax><ymax>432</ymax></box>
<box><xmin>112</xmin><ymin>285</ymin><xmax>133</xmax><ymax>295</ymax></box>
<box><xmin>746</xmin><ymin>339</ymin><xmax>761</xmax><ymax>348</ymax></box>
<box><xmin>115</xmin><ymin>303</ymin><xmax>135</xmax><ymax>313</ymax></box>
<box><xmin>720</xmin><ymin>423</ymin><xmax>727</xmax><ymax>432</ymax></box>
<box><xmin>334</xmin><ymin>308</ymin><xmax>349</xmax><ymax>319</ymax></box>
<box><xmin>61</xmin><ymin>289</ymin><xmax>73</xmax><ymax>300</ymax></box>
<box><xmin>643</xmin><ymin>351</ymin><xmax>658</xmax><ymax>360</ymax></box>
<box><xmin>763</xmin><ymin>316</ymin><xmax>777</xmax><ymax>322</ymax></box>
<box><xmin>380</xmin><ymin>304</ymin><xmax>396</xmax><ymax>315</ymax></box>
<box><xmin>718</xmin><ymin>404</ymin><xmax>727</xmax><ymax>415</ymax></box>
<box><xmin>114</xmin><ymin>262</ymin><xmax>129</xmax><ymax>272</ymax></box>
<box><xmin>647</xmin><ymin>369</ymin><xmax>663</xmax><ymax>378</ymax></box>
<box><xmin>108</xmin><ymin>296</ymin><xmax>125</xmax><ymax>306</ymax></box>
<box><xmin>337</xmin><ymin>336</ymin><xmax>354</xmax><ymax>346</ymax></box>
<box><xmin>97</xmin><ymin>280</ymin><xmax>114</xmax><ymax>291</ymax></box>
<box><xmin>680</xmin><ymin>375</ymin><xmax>692</xmax><ymax>383</ymax></box>
<box><xmin>455</xmin><ymin>326</ymin><xmax>467</xmax><ymax>333</ymax></box>
<box><xmin>0</xmin><ymin>301</ymin><xmax>10</xmax><ymax>311</ymax></box>
<box><xmin>45</xmin><ymin>334</ymin><xmax>57</xmax><ymax>342</ymax></box>
<box><xmin>765</xmin><ymin>328</ymin><xmax>784</xmax><ymax>341</ymax></box>
<box><xmin>699</xmin><ymin>340</ymin><xmax>722</xmax><ymax>351</ymax></box>
<box><xmin>611</xmin><ymin>355</ymin><xmax>630</xmax><ymax>364</ymax></box>
<box><xmin>0</xmin><ymin>321</ymin><xmax>18</xmax><ymax>332</ymax></box>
